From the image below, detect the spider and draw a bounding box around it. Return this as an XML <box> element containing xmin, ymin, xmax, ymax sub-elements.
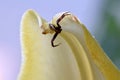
<box><xmin>49</xmin><ymin>12</ymin><xmax>71</xmax><ymax>47</ymax></box>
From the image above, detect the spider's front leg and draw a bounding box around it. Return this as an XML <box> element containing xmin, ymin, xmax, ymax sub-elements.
<box><xmin>56</xmin><ymin>12</ymin><xmax>71</xmax><ymax>27</ymax></box>
<box><xmin>49</xmin><ymin>12</ymin><xmax>71</xmax><ymax>47</ymax></box>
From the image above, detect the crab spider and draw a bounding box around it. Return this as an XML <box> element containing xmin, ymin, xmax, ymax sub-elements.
<box><xmin>49</xmin><ymin>12</ymin><xmax>70</xmax><ymax>47</ymax></box>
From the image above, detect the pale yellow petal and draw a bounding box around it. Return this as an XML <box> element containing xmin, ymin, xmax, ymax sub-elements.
<box><xmin>18</xmin><ymin>10</ymin><xmax>120</xmax><ymax>80</ymax></box>
<box><xmin>51</xmin><ymin>13</ymin><xmax>120</xmax><ymax>80</ymax></box>
<box><xmin>19</xmin><ymin>10</ymin><xmax>81</xmax><ymax>80</ymax></box>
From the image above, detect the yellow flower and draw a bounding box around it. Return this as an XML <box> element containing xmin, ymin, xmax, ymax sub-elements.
<box><xmin>18</xmin><ymin>10</ymin><xmax>120</xmax><ymax>80</ymax></box>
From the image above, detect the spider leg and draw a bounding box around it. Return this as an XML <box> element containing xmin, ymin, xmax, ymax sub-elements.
<box><xmin>51</xmin><ymin>32</ymin><xmax>60</xmax><ymax>47</ymax></box>
<box><xmin>49</xmin><ymin>12</ymin><xmax>71</xmax><ymax>47</ymax></box>
<box><xmin>49</xmin><ymin>24</ymin><xmax>62</xmax><ymax>47</ymax></box>
<box><xmin>57</xmin><ymin>12</ymin><xmax>71</xmax><ymax>27</ymax></box>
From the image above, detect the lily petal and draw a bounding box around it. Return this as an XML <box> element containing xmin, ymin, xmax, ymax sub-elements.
<box><xmin>18</xmin><ymin>10</ymin><xmax>120</xmax><ymax>80</ymax></box>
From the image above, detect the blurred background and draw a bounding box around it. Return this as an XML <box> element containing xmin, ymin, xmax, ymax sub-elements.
<box><xmin>0</xmin><ymin>0</ymin><xmax>120</xmax><ymax>80</ymax></box>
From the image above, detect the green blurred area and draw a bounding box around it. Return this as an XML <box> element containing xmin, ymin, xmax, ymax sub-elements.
<box><xmin>95</xmin><ymin>0</ymin><xmax>120</xmax><ymax>69</ymax></box>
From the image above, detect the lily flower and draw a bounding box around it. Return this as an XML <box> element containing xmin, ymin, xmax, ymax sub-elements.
<box><xmin>18</xmin><ymin>10</ymin><xmax>120</xmax><ymax>80</ymax></box>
